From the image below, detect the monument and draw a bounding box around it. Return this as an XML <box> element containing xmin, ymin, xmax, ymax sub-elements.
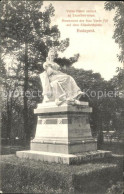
<box><xmin>16</xmin><ymin>49</ymin><xmax>111</xmax><ymax>164</ymax></box>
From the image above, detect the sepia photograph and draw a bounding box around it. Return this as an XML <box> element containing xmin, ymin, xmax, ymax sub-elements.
<box><xmin>0</xmin><ymin>1</ymin><xmax>124</xmax><ymax>193</ymax></box>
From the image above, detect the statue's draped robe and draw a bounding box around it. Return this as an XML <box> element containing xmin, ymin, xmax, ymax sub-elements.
<box><xmin>40</xmin><ymin>63</ymin><xmax>82</xmax><ymax>103</ymax></box>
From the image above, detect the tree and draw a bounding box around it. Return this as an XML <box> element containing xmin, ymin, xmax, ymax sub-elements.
<box><xmin>64</xmin><ymin>66</ymin><xmax>123</xmax><ymax>138</ymax></box>
<box><xmin>1</xmin><ymin>1</ymin><xmax>78</xmax><ymax>142</ymax></box>
<box><xmin>55</xmin><ymin>54</ymin><xmax>79</xmax><ymax>68</ymax></box>
<box><xmin>104</xmin><ymin>1</ymin><xmax>124</xmax><ymax>62</ymax></box>
<box><xmin>110</xmin><ymin>69</ymin><xmax>124</xmax><ymax>136</ymax></box>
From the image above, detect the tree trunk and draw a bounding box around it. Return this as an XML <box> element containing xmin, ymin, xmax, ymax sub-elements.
<box><xmin>97</xmin><ymin>110</ymin><xmax>103</xmax><ymax>149</ymax></box>
<box><xmin>7</xmin><ymin>103</ymin><xmax>11</xmax><ymax>139</ymax></box>
<box><xmin>23</xmin><ymin>42</ymin><xmax>30</xmax><ymax>144</ymax></box>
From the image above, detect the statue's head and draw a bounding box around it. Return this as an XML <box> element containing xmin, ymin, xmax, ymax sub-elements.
<box><xmin>48</xmin><ymin>48</ymin><xmax>57</xmax><ymax>61</ymax></box>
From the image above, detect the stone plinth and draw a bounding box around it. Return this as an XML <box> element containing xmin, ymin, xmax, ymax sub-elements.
<box><xmin>31</xmin><ymin>103</ymin><xmax>97</xmax><ymax>154</ymax></box>
<box><xmin>16</xmin><ymin>102</ymin><xmax>112</xmax><ymax>164</ymax></box>
<box><xmin>16</xmin><ymin>150</ymin><xmax>112</xmax><ymax>165</ymax></box>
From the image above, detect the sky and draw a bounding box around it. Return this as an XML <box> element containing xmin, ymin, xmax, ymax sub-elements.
<box><xmin>42</xmin><ymin>1</ymin><xmax>122</xmax><ymax>80</ymax></box>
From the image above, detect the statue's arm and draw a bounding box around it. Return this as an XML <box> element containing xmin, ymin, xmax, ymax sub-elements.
<box><xmin>52</xmin><ymin>62</ymin><xmax>60</xmax><ymax>71</ymax></box>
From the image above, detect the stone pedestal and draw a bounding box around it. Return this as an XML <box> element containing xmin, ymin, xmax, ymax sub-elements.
<box><xmin>31</xmin><ymin>102</ymin><xmax>97</xmax><ymax>154</ymax></box>
<box><xmin>16</xmin><ymin>102</ymin><xmax>111</xmax><ymax>164</ymax></box>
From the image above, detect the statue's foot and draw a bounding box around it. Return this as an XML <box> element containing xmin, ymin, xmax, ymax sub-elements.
<box><xmin>55</xmin><ymin>99</ymin><xmax>66</xmax><ymax>106</ymax></box>
<box><xmin>43</xmin><ymin>95</ymin><xmax>50</xmax><ymax>103</ymax></box>
<box><xmin>66</xmin><ymin>98</ymin><xmax>75</xmax><ymax>105</ymax></box>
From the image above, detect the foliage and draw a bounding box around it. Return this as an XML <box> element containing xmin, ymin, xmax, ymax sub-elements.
<box><xmin>55</xmin><ymin>54</ymin><xmax>80</xmax><ymax>68</ymax></box>
<box><xmin>109</xmin><ymin>69</ymin><xmax>124</xmax><ymax>133</ymax></box>
<box><xmin>63</xmin><ymin>66</ymin><xmax>124</xmax><ymax>136</ymax></box>
<box><xmin>104</xmin><ymin>1</ymin><xmax>124</xmax><ymax>62</ymax></box>
<box><xmin>1</xmin><ymin>1</ymin><xmax>78</xmax><ymax>141</ymax></box>
<box><xmin>103</xmin><ymin>1</ymin><xmax>124</xmax><ymax>137</ymax></box>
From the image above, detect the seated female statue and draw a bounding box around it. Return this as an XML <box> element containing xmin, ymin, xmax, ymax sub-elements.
<box><xmin>40</xmin><ymin>49</ymin><xmax>85</xmax><ymax>106</ymax></box>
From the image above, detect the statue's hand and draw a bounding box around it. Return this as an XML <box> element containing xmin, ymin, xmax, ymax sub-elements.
<box><xmin>46</xmin><ymin>66</ymin><xmax>53</xmax><ymax>76</ymax></box>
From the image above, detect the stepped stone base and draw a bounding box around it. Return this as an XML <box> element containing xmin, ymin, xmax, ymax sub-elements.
<box><xmin>16</xmin><ymin>150</ymin><xmax>112</xmax><ymax>165</ymax></box>
<box><xmin>16</xmin><ymin>103</ymin><xmax>112</xmax><ymax>164</ymax></box>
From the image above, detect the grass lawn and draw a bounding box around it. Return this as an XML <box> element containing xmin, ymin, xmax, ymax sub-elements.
<box><xmin>1</xmin><ymin>154</ymin><xmax>123</xmax><ymax>194</ymax></box>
